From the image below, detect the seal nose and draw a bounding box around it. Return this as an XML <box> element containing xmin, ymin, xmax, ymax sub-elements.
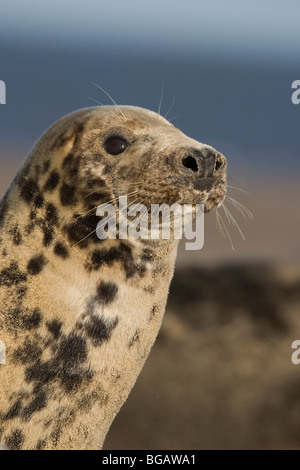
<box><xmin>181</xmin><ymin>148</ymin><xmax>225</xmax><ymax>191</ymax></box>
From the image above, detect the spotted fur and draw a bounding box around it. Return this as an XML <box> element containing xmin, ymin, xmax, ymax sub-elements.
<box><xmin>0</xmin><ymin>105</ymin><xmax>227</xmax><ymax>450</ymax></box>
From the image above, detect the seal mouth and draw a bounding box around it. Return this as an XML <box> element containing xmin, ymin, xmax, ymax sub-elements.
<box><xmin>203</xmin><ymin>187</ymin><xmax>227</xmax><ymax>213</ymax></box>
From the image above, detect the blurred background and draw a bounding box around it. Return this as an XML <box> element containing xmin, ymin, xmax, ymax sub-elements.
<box><xmin>1</xmin><ymin>0</ymin><xmax>300</xmax><ymax>449</ymax></box>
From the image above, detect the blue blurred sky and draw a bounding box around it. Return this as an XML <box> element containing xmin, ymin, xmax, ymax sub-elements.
<box><xmin>0</xmin><ymin>0</ymin><xmax>299</xmax><ymax>62</ymax></box>
<box><xmin>0</xmin><ymin>1</ymin><xmax>300</xmax><ymax>259</ymax></box>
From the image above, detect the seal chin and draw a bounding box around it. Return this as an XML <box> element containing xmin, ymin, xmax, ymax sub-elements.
<box><xmin>204</xmin><ymin>191</ymin><xmax>227</xmax><ymax>213</ymax></box>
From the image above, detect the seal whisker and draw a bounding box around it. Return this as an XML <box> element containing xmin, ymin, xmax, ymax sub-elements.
<box><xmin>116</xmin><ymin>193</ymin><xmax>150</xmax><ymax>238</ymax></box>
<box><xmin>157</xmin><ymin>81</ymin><xmax>164</xmax><ymax>116</ymax></box>
<box><xmin>83</xmin><ymin>189</ymin><xmax>101</xmax><ymax>200</ymax></box>
<box><xmin>221</xmin><ymin>203</ymin><xmax>245</xmax><ymax>240</ymax></box>
<box><xmin>86</xmin><ymin>96</ymin><xmax>104</xmax><ymax>106</ymax></box>
<box><xmin>164</xmin><ymin>96</ymin><xmax>176</xmax><ymax>120</ymax></box>
<box><xmin>226</xmin><ymin>195</ymin><xmax>254</xmax><ymax>221</ymax></box>
<box><xmin>74</xmin><ymin>227</ymin><xmax>98</xmax><ymax>246</ymax></box>
<box><xmin>216</xmin><ymin>209</ymin><xmax>235</xmax><ymax>251</ymax></box>
<box><xmin>87</xmin><ymin>95</ymin><xmax>120</xmax><ymax>120</ymax></box>
<box><xmin>227</xmin><ymin>184</ymin><xmax>251</xmax><ymax>196</ymax></box>
<box><xmin>77</xmin><ymin>191</ymin><xmax>146</xmax><ymax>246</ymax></box>
<box><xmin>167</xmin><ymin>114</ymin><xmax>179</xmax><ymax>124</ymax></box>
<box><xmin>91</xmin><ymin>82</ymin><xmax>125</xmax><ymax>119</ymax></box>
<box><xmin>78</xmin><ymin>190</ymin><xmax>141</xmax><ymax>220</ymax></box>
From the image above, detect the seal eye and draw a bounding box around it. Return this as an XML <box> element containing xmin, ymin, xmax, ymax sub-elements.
<box><xmin>105</xmin><ymin>136</ymin><xmax>128</xmax><ymax>155</ymax></box>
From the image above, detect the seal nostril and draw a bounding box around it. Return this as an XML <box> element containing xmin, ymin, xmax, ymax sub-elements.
<box><xmin>215</xmin><ymin>155</ymin><xmax>222</xmax><ymax>171</ymax></box>
<box><xmin>182</xmin><ymin>156</ymin><xmax>198</xmax><ymax>173</ymax></box>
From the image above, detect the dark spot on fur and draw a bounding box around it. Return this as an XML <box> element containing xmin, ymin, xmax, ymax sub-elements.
<box><xmin>29</xmin><ymin>209</ymin><xmax>37</xmax><ymax>222</ymax></box>
<box><xmin>94</xmin><ymin>248</ymin><xmax>126</xmax><ymax>270</ymax></box>
<box><xmin>62</xmin><ymin>153</ymin><xmax>79</xmax><ymax>178</ymax></box>
<box><xmin>0</xmin><ymin>193</ymin><xmax>9</xmax><ymax>227</ymax></box>
<box><xmin>96</xmin><ymin>281</ymin><xmax>118</xmax><ymax>304</ymax></box>
<box><xmin>5</xmin><ymin>429</ymin><xmax>24</xmax><ymax>450</ymax></box>
<box><xmin>24</xmin><ymin>223</ymin><xmax>33</xmax><ymax>236</ymax></box>
<box><xmin>36</xmin><ymin>438</ymin><xmax>47</xmax><ymax>450</ymax></box>
<box><xmin>128</xmin><ymin>329</ymin><xmax>140</xmax><ymax>348</ymax></box>
<box><xmin>104</xmin><ymin>164</ymin><xmax>112</xmax><ymax>174</ymax></box>
<box><xmin>54</xmin><ymin>242</ymin><xmax>69</xmax><ymax>259</ymax></box>
<box><xmin>84</xmin><ymin>315</ymin><xmax>119</xmax><ymax>346</ymax></box>
<box><xmin>22</xmin><ymin>308</ymin><xmax>42</xmax><ymax>330</ymax></box>
<box><xmin>87</xmin><ymin>177</ymin><xmax>107</xmax><ymax>188</ymax></box>
<box><xmin>60</xmin><ymin>183</ymin><xmax>76</xmax><ymax>206</ymax></box>
<box><xmin>20</xmin><ymin>178</ymin><xmax>39</xmax><ymax>203</ymax></box>
<box><xmin>142</xmin><ymin>248</ymin><xmax>155</xmax><ymax>262</ymax></box>
<box><xmin>45</xmin><ymin>203</ymin><xmax>59</xmax><ymax>226</ymax></box>
<box><xmin>25</xmin><ymin>361</ymin><xmax>57</xmax><ymax>387</ymax></box>
<box><xmin>77</xmin><ymin>388</ymin><xmax>99</xmax><ymax>413</ymax></box>
<box><xmin>22</xmin><ymin>391</ymin><xmax>47</xmax><ymax>420</ymax></box>
<box><xmin>87</xmin><ymin>243</ymin><xmax>146</xmax><ymax>278</ymax></box>
<box><xmin>73</xmin><ymin>122</ymin><xmax>84</xmax><ymax>145</ymax></box>
<box><xmin>27</xmin><ymin>254</ymin><xmax>47</xmax><ymax>275</ymax></box>
<box><xmin>3</xmin><ymin>399</ymin><xmax>23</xmax><ymax>420</ymax></box>
<box><xmin>150</xmin><ymin>304</ymin><xmax>159</xmax><ymax>321</ymax></box>
<box><xmin>78</xmin><ymin>395</ymin><xmax>92</xmax><ymax>412</ymax></box>
<box><xmin>83</xmin><ymin>190</ymin><xmax>108</xmax><ymax>206</ymax></box>
<box><xmin>13</xmin><ymin>340</ymin><xmax>42</xmax><ymax>364</ymax></box>
<box><xmin>27</xmin><ymin>213</ymin><xmax>35</xmax><ymax>227</ymax></box>
<box><xmin>34</xmin><ymin>194</ymin><xmax>44</xmax><ymax>208</ymax></box>
<box><xmin>24</xmin><ymin>308</ymin><xmax>42</xmax><ymax>329</ymax></box>
<box><xmin>25</xmin><ymin>333</ymin><xmax>91</xmax><ymax>394</ymax></box>
<box><xmin>64</xmin><ymin>213</ymin><xmax>100</xmax><ymax>246</ymax></box>
<box><xmin>51</xmin><ymin>129</ymin><xmax>74</xmax><ymax>150</ymax></box>
<box><xmin>144</xmin><ymin>284</ymin><xmax>155</xmax><ymax>294</ymax></box>
<box><xmin>0</xmin><ymin>261</ymin><xmax>27</xmax><ymax>286</ymax></box>
<box><xmin>16</xmin><ymin>285</ymin><xmax>27</xmax><ymax>299</ymax></box>
<box><xmin>57</xmin><ymin>334</ymin><xmax>88</xmax><ymax>367</ymax></box>
<box><xmin>44</xmin><ymin>418</ymin><xmax>52</xmax><ymax>428</ymax></box>
<box><xmin>51</xmin><ymin>425</ymin><xmax>62</xmax><ymax>447</ymax></box>
<box><xmin>60</xmin><ymin>370</ymin><xmax>92</xmax><ymax>393</ymax></box>
<box><xmin>44</xmin><ymin>170</ymin><xmax>60</xmax><ymax>192</ymax></box>
<box><xmin>5</xmin><ymin>307</ymin><xmax>42</xmax><ymax>332</ymax></box>
<box><xmin>42</xmin><ymin>227</ymin><xmax>54</xmax><ymax>247</ymax></box>
<box><xmin>77</xmin><ymin>390</ymin><xmax>107</xmax><ymax>412</ymax></box>
<box><xmin>10</xmin><ymin>225</ymin><xmax>23</xmax><ymax>245</ymax></box>
<box><xmin>88</xmin><ymin>248</ymin><xmax>119</xmax><ymax>270</ymax></box>
<box><xmin>42</xmin><ymin>160</ymin><xmax>51</xmax><ymax>174</ymax></box>
<box><xmin>26</xmin><ymin>208</ymin><xmax>56</xmax><ymax>247</ymax></box>
<box><xmin>83</xmin><ymin>178</ymin><xmax>106</xmax><ymax>194</ymax></box>
<box><xmin>62</xmin><ymin>153</ymin><xmax>74</xmax><ymax>168</ymax></box>
<box><xmin>46</xmin><ymin>320</ymin><xmax>63</xmax><ymax>339</ymax></box>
